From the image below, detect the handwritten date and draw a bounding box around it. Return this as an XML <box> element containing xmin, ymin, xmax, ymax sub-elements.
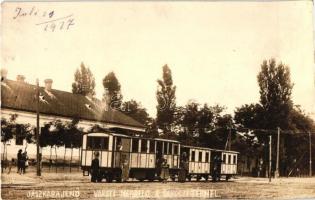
<box><xmin>13</xmin><ymin>6</ymin><xmax>75</xmax><ymax>32</ymax></box>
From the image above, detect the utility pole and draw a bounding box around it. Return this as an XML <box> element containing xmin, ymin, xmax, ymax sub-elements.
<box><xmin>308</xmin><ymin>131</ymin><xmax>312</xmax><ymax>177</ymax></box>
<box><xmin>36</xmin><ymin>79</ymin><xmax>41</xmax><ymax>176</ymax></box>
<box><xmin>275</xmin><ymin>127</ymin><xmax>280</xmax><ymax>178</ymax></box>
<box><xmin>225</xmin><ymin>128</ymin><xmax>232</xmax><ymax>151</ymax></box>
<box><xmin>269</xmin><ymin>135</ymin><xmax>272</xmax><ymax>182</ymax></box>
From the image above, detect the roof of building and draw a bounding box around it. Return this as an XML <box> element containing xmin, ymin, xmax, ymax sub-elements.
<box><xmin>1</xmin><ymin>79</ymin><xmax>145</xmax><ymax>129</ymax></box>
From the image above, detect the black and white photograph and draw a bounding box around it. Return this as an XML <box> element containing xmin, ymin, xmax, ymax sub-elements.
<box><xmin>1</xmin><ymin>1</ymin><xmax>315</xmax><ymax>199</ymax></box>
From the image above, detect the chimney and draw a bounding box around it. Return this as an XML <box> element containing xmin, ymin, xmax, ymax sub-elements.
<box><xmin>16</xmin><ymin>75</ymin><xmax>25</xmax><ymax>82</ymax></box>
<box><xmin>1</xmin><ymin>68</ymin><xmax>8</xmax><ymax>81</ymax></box>
<box><xmin>44</xmin><ymin>79</ymin><xmax>53</xmax><ymax>91</ymax></box>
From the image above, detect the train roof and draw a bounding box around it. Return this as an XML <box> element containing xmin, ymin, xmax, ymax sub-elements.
<box><xmin>211</xmin><ymin>149</ymin><xmax>239</xmax><ymax>154</ymax></box>
<box><xmin>181</xmin><ymin>145</ymin><xmax>212</xmax><ymax>151</ymax></box>
<box><xmin>181</xmin><ymin>145</ymin><xmax>239</xmax><ymax>154</ymax></box>
<box><xmin>153</xmin><ymin>138</ymin><xmax>180</xmax><ymax>143</ymax></box>
<box><xmin>84</xmin><ymin>132</ymin><xmax>180</xmax><ymax>143</ymax></box>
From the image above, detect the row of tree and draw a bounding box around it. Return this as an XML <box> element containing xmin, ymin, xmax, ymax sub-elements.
<box><xmin>71</xmin><ymin>59</ymin><xmax>314</xmax><ymax>175</ymax></box>
<box><xmin>1</xmin><ymin>59</ymin><xmax>315</xmax><ymax>175</ymax></box>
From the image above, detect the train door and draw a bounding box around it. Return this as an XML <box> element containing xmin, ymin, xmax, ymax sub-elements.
<box><xmin>114</xmin><ymin>136</ymin><xmax>131</xmax><ymax>167</ymax></box>
<box><xmin>211</xmin><ymin>151</ymin><xmax>222</xmax><ymax>181</ymax></box>
<box><xmin>156</xmin><ymin>141</ymin><xmax>163</xmax><ymax>175</ymax></box>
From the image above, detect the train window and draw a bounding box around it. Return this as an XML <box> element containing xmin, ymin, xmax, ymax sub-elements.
<box><xmin>223</xmin><ymin>154</ymin><xmax>226</xmax><ymax>163</ymax></box>
<box><xmin>228</xmin><ymin>154</ymin><xmax>231</xmax><ymax>164</ymax></box>
<box><xmin>168</xmin><ymin>143</ymin><xmax>171</xmax><ymax>154</ymax></box>
<box><xmin>205</xmin><ymin>152</ymin><xmax>209</xmax><ymax>162</ymax></box>
<box><xmin>149</xmin><ymin>140</ymin><xmax>155</xmax><ymax>153</ymax></box>
<box><xmin>116</xmin><ymin>137</ymin><xmax>122</xmax><ymax>151</ymax></box>
<box><xmin>86</xmin><ymin>136</ymin><xmax>109</xmax><ymax>150</ymax></box>
<box><xmin>173</xmin><ymin>144</ymin><xmax>179</xmax><ymax>155</ymax></box>
<box><xmin>233</xmin><ymin>155</ymin><xmax>237</xmax><ymax>164</ymax></box>
<box><xmin>141</xmin><ymin>139</ymin><xmax>147</xmax><ymax>153</ymax></box>
<box><xmin>132</xmin><ymin>139</ymin><xmax>139</xmax><ymax>153</ymax></box>
<box><xmin>198</xmin><ymin>152</ymin><xmax>202</xmax><ymax>162</ymax></box>
<box><xmin>191</xmin><ymin>151</ymin><xmax>195</xmax><ymax>161</ymax></box>
<box><xmin>157</xmin><ymin>142</ymin><xmax>163</xmax><ymax>156</ymax></box>
<box><xmin>163</xmin><ymin>142</ymin><xmax>168</xmax><ymax>154</ymax></box>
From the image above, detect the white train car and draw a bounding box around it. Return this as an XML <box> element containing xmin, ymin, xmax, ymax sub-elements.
<box><xmin>81</xmin><ymin>131</ymin><xmax>238</xmax><ymax>182</ymax></box>
<box><xmin>154</xmin><ymin>138</ymin><xmax>181</xmax><ymax>180</ymax></box>
<box><xmin>181</xmin><ymin>145</ymin><xmax>212</xmax><ymax>181</ymax></box>
<box><xmin>81</xmin><ymin>132</ymin><xmax>131</xmax><ymax>182</ymax></box>
<box><xmin>211</xmin><ymin>149</ymin><xmax>238</xmax><ymax>181</ymax></box>
<box><xmin>127</xmin><ymin>137</ymin><xmax>157</xmax><ymax>181</ymax></box>
<box><xmin>81</xmin><ymin>132</ymin><xmax>182</xmax><ymax>182</ymax></box>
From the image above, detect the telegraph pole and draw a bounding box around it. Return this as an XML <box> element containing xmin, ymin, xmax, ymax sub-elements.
<box><xmin>36</xmin><ymin>79</ymin><xmax>41</xmax><ymax>176</ymax></box>
<box><xmin>308</xmin><ymin>131</ymin><xmax>312</xmax><ymax>177</ymax></box>
<box><xmin>269</xmin><ymin>135</ymin><xmax>272</xmax><ymax>182</ymax></box>
<box><xmin>275</xmin><ymin>127</ymin><xmax>280</xmax><ymax>178</ymax></box>
<box><xmin>228</xmin><ymin>128</ymin><xmax>231</xmax><ymax>151</ymax></box>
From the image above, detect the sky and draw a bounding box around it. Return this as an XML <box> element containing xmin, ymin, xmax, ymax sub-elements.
<box><xmin>2</xmin><ymin>1</ymin><xmax>315</xmax><ymax>119</ymax></box>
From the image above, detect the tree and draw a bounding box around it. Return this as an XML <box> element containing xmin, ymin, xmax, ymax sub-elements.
<box><xmin>257</xmin><ymin>59</ymin><xmax>293</xmax><ymax>130</ymax></box>
<box><xmin>63</xmin><ymin>119</ymin><xmax>82</xmax><ymax>172</ymax></box>
<box><xmin>39</xmin><ymin>120</ymin><xmax>66</xmax><ymax>172</ymax></box>
<box><xmin>234</xmin><ymin>58</ymin><xmax>315</xmax><ymax>176</ymax></box>
<box><xmin>102</xmin><ymin>72</ymin><xmax>123</xmax><ymax>109</ymax></box>
<box><xmin>72</xmin><ymin>62</ymin><xmax>96</xmax><ymax>96</ymax></box>
<box><xmin>121</xmin><ymin>100</ymin><xmax>150</xmax><ymax>125</ymax></box>
<box><xmin>1</xmin><ymin>114</ymin><xmax>34</xmax><ymax>161</ymax></box>
<box><xmin>156</xmin><ymin>64</ymin><xmax>176</xmax><ymax>136</ymax></box>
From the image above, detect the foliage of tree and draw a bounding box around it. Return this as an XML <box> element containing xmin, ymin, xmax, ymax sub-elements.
<box><xmin>156</xmin><ymin>64</ymin><xmax>176</xmax><ymax>135</ymax></box>
<box><xmin>121</xmin><ymin>100</ymin><xmax>150</xmax><ymax>125</ymax></box>
<box><xmin>1</xmin><ymin>114</ymin><xmax>18</xmax><ymax>144</ymax></box>
<box><xmin>145</xmin><ymin>118</ymin><xmax>159</xmax><ymax>138</ymax></box>
<box><xmin>257</xmin><ymin>59</ymin><xmax>293</xmax><ymax>130</ymax></box>
<box><xmin>72</xmin><ymin>62</ymin><xmax>96</xmax><ymax>96</ymax></box>
<box><xmin>234</xmin><ymin>59</ymin><xmax>315</xmax><ymax>176</ymax></box>
<box><xmin>173</xmin><ymin>101</ymin><xmax>233</xmax><ymax>148</ymax></box>
<box><xmin>102</xmin><ymin>71</ymin><xmax>123</xmax><ymax>109</ymax></box>
<box><xmin>1</xmin><ymin>114</ymin><xmax>34</xmax><ymax>160</ymax></box>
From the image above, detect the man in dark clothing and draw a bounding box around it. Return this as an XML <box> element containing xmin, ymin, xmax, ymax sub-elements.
<box><xmin>91</xmin><ymin>151</ymin><xmax>100</xmax><ymax>182</ymax></box>
<box><xmin>17</xmin><ymin>149</ymin><xmax>22</xmax><ymax>174</ymax></box>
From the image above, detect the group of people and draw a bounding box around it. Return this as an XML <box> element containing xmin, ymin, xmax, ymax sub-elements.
<box><xmin>17</xmin><ymin>149</ymin><xmax>29</xmax><ymax>174</ymax></box>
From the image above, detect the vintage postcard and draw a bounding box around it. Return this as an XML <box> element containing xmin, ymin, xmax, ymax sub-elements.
<box><xmin>1</xmin><ymin>1</ymin><xmax>315</xmax><ymax>199</ymax></box>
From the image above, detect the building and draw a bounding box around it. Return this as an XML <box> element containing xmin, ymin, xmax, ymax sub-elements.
<box><xmin>1</xmin><ymin>75</ymin><xmax>145</xmax><ymax>163</ymax></box>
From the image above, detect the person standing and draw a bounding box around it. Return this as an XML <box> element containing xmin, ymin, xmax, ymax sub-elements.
<box><xmin>17</xmin><ymin>149</ymin><xmax>22</xmax><ymax>174</ymax></box>
<box><xmin>121</xmin><ymin>156</ymin><xmax>129</xmax><ymax>182</ymax></box>
<box><xmin>91</xmin><ymin>151</ymin><xmax>100</xmax><ymax>182</ymax></box>
<box><xmin>179</xmin><ymin>152</ymin><xmax>188</xmax><ymax>182</ymax></box>
<box><xmin>160</xmin><ymin>158</ymin><xmax>169</xmax><ymax>183</ymax></box>
<box><xmin>21</xmin><ymin>151</ymin><xmax>28</xmax><ymax>174</ymax></box>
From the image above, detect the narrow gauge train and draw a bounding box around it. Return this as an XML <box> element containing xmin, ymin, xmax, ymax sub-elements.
<box><xmin>81</xmin><ymin>131</ymin><xmax>238</xmax><ymax>182</ymax></box>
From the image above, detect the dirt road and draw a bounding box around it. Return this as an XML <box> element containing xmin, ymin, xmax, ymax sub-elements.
<box><xmin>2</xmin><ymin>169</ymin><xmax>315</xmax><ymax>199</ymax></box>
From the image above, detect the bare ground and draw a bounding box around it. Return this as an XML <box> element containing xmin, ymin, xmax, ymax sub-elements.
<box><xmin>1</xmin><ymin>167</ymin><xmax>315</xmax><ymax>199</ymax></box>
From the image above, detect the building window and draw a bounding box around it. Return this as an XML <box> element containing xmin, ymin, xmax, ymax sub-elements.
<box><xmin>205</xmin><ymin>152</ymin><xmax>209</xmax><ymax>162</ymax></box>
<box><xmin>15</xmin><ymin>136</ymin><xmax>23</xmax><ymax>146</ymax></box>
<box><xmin>87</xmin><ymin>136</ymin><xmax>109</xmax><ymax>150</ymax></box>
<box><xmin>132</xmin><ymin>139</ymin><xmax>139</xmax><ymax>153</ymax></box>
<box><xmin>15</xmin><ymin>125</ymin><xmax>23</xmax><ymax>145</ymax></box>
<box><xmin>141</xmin><ymin>139</ymin><xmax>147</xmax><ymax>153</ymax></box>
<box><xmin>228</xmin><ymin>155</ymin><xmax>231</xmax><ymax>164</ymax></box>
<box><xmin>191</xmin><ymin>151</ymin><xmax>195</xmax><ymax>162</ymax></box>
<box><xmin>233</xmin><ymin>155</ymin><xmax>237</xmax><ymax>164</ymax></box>
<box><xmin>223</xmin><ymin>154</ymin><xmax>226</xmax><ymax>163</ymax></box>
